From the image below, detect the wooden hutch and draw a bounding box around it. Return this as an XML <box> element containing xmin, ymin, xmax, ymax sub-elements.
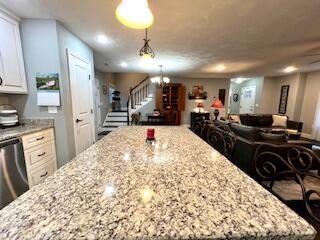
<box><xmin>155</xmin><ymin>83</ymin><xmax>185</xmax><ymax>125</ymax></box>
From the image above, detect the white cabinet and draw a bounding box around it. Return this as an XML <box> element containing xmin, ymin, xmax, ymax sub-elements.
<box><xmin>22</xmin><ymin>128</ymin><xmax>57</xmax><ymax>187</ymax></box>
<box><xmin>0</xmin><ymin>9</ymin><xmax>27</xmax><ymax>94</ymax></box>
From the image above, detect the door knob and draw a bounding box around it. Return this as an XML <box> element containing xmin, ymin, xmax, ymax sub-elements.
<box><xmin>76</xmin><ymin>118</ymin><xmax>83</xmax><ymax>123</ymax></box>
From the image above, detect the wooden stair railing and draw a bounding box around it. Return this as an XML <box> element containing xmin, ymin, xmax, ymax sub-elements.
<box><xmin>126</xmin><ymin>76</ymin><xmax>150</xmax><ymax>125</ymax></box>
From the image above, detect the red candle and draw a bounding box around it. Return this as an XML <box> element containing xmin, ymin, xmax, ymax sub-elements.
<box><xmin>147</xmin><ymin>128</ymin><xmax>155</xmax><ymax>140</ymax></box>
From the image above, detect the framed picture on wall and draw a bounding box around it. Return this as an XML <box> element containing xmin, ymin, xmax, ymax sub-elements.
<box><xmin>188</xmin><ymin>85</ymin><xmax>207</xmax><ymax>99</ymax></box>
<box><xmin>278</xmin><ymin>85</ymin><xmax>290</xmax><ymax>114</ymax></box>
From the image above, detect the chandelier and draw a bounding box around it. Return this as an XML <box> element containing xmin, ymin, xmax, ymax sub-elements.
<box><xmin>139</xmin><ymin>28</ymin><xmax>155</xmax><ymax>59</ymax></box>
<box><xmin>115</xmin><ymin>0</ymin><xmax>154</xmax><ymax>29</ymax></box>
<box><xmin>151</xmin><ymin>65</ymin><xmax>170</xmax><ymax>88</ymax></box>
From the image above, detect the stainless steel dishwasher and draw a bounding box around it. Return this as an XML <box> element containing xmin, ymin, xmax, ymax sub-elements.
<box><xmin>0</xmin><ymin>137</ymin><xmax>29</xmax><ymax>209</ymax></box>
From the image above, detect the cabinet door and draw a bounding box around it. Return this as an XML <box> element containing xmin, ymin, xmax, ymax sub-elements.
<box><xmin>155</xmin><ymin>87</ymin><xmax>163</xmax><ymax>111</ymax></box>
<box><xmin>28</xmin><ymin>161</ymin><xmax>57</xmax><ymax>188</ymax></box>
<box><xmin>0</xmin><ymin>13</ymin><xmax>27</xmax><ymax>93</ymax></box>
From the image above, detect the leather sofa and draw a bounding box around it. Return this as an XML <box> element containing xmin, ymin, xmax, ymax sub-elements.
<box><xmin>225</xmin><ymin>114</ymin><xmax>303</xmax><ymax>140</ymax></box>
<box><xmin>191</xmin><ymin>116</ymin><xmax>313</xmax><ymax>175</ymax></box>
<box><xmin>230</xmin><ymin>114</ymin><xmax>301</xmax><ymax>129</ymax></box>
<box><xmin>213</xmin><ymin>120</ymin><xmax>313</xmax><ymax>175</ymax></box>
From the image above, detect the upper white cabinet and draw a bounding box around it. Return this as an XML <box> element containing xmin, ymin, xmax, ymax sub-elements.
<box><xmin>0</xmin><ymin>9</ymin><xmax>27</xmax><ymax>94</ymax></box>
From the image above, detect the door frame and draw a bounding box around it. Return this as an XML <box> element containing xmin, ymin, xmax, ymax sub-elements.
<box><xmin>108</xmin><ymin>83</ymin><xmax>116</xmax><ymax>112</ymax></box>
<box><xmin>67</xmin><ymin>49</ymin><xmax>95</xmax><ymax>154</ymax></box>
<box><xmin>239</xmin><ymin>85</ymin><xmax>256</xmax><ymax>114</ymax></box>
<box><xmin>95</xmin><ymin>78</ymin><xmax>102</xmax><ymax>133</ymax></box>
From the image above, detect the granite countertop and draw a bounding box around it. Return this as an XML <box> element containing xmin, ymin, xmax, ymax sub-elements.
<box><xmin>0</xmin><ymin>119</ymin><xmax>54</xmax><ymax>141</ymax></box>
<box><xmin>0</xmin><ymin>126</ymin><xmax>316</xmax><ymax>239</ymax></box>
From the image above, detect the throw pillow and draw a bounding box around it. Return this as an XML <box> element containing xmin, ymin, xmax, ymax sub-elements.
<box><xmin>287</xmin><ymin>129</ymin><xmax>298</xmax><ymax>134</ymax></box>
<box><xmin>229</xmin><ymin>114</ymin><xmax>241</xmax><ymax>124</ymax></box>
<box><xmin>272</xmin><ymin>115</ymin><xmax>287</xmax><ymax>128</ymax></box>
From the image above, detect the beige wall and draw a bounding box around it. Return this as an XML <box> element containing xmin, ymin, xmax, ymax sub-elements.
<box><xmin>300</xmin><ymin>71</ymin><xmax>320</xmax><ymax>134</ymax></box>
<box><xmin>274</xmin><ymin>74</ymin><xmax>300</xmax><ymax>120</ymax></box>
<box><xmin>113</xmin><ymin>73</ymin><xmax>148</xmax><ymax>107</ymax></box>
<box><xmin>0</xmin><ymin>94</ymin><xmax>9</xmax><ymax>105</ymax></box>
<box><xmin>260</xmin><ymin>74</ymin><xmax>301</xmax><ymax>120</ymax></box>
<box><xmin>95</xmin><ymin>71</ymin><xmax>114</xmax><ymax>123</ymax></box>
<box><xmin>260</xmin><ymin>77</ymin><xmax>275</xmax><ymax>114</ymax></box>
<box><xmin>171</xmin><ymin>77</ymin><xmax>230</xmax><ymax>124</ymax></box>
<box><xmin>293</xmin><ymin>74</ymin><xmax>306</xmax><ymax>121</ymax></box>
<box><xmin>261</xmin><ymin>72</ymin><xmax>320</xmax><ymax>135</ymax></box>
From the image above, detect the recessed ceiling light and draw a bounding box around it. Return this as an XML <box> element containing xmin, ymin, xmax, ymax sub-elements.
<box><xmin>96</xmin><ymin>34</ymin><xmax>109</xmax><ymax>44</ymax></box>
<box><xmin>214</xmin><ymin>64</ymin><xmax>226</xmax><ymax>72</ymax></box>
<box><xmin>283</xmin><ymin>66</ymin><xmax>297</xmax><ymax>73</ymax></box>
<box><xmin>120</xmin><ymin>62</ymin><xmax>128</xmax><ymax>68</ymax></box>
<box><xmin>235</xmin><ymin>79</ymin><xmax>244</xmax><ymax>84</ymax></box>
<box><xmin>233</xmin><ymin>78</ymin><xmax>247</xmax><ymax>84</ymax></box>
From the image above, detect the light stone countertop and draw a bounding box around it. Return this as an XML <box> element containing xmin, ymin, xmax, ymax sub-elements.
<box><xmin>0</xmin><ymin>126</ymin><xmax>316</xmax><ymax>239</ymax></box>
<box><xmin>0</xmin><ymin>119</ymin><xmax>54</xmax><ymax>141</ymax></box>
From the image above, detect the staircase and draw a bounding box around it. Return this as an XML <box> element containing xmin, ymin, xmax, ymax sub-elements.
<box><xmin>102</xmin><ymin>108</ymin><xmax>128</xmax><ymax>132</ymax></box>
<box><xmin>101</xmin><ymin>76</ymin><xmax>152</xmax><ymax>132</ymax></box>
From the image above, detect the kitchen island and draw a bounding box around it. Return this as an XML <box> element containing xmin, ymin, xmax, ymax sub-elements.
<box><xmin>0</xmin><ymin>126</ymin><xmax>316</xmax><ymax>239</ymax></box>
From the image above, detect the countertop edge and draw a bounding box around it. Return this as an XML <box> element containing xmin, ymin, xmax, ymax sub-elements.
<box><xmin>0</xmin><ymin>120</ymin><xmax>55</xmax><ymax>141</ymax></box>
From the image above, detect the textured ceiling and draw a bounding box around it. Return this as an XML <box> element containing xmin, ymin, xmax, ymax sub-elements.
<box><xmin>1</xmin><ymin>0</ymin><xmax>320</xmax><ymax>77</ymax></box>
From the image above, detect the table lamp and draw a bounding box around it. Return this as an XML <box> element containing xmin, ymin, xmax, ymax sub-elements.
<box><xmin>211</xmin><ymin>97</ymin><xmax>224</xmax><ymax>120</ymax></box>
<box><xmin>196</xmin><ymin>102</ymin><xmax>204</xmax><ymax>113</ymax></box>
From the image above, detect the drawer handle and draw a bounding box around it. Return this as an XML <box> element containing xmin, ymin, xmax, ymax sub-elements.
<box><xmin>0</xmin><ymin>76</ymin><xmax>2</xmax><ymax>86</ymax></box>
<box><xmin>36</xmin><ymin>136</ymin><xmax>44</xmax><ymax>141</ymax></box>
<box><xmin>37</xmin><ymin>152</ymin><xmax>46</xmax><ymax>157</ymax></box>
<box><xmin>40</xmin><ymin>171</ymin><xmax>48</xmax><ymax>178</ymax></box>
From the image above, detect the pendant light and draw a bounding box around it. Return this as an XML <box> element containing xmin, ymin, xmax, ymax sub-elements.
<box><xmin>151</xmin><ymin>65</ymin><xmax>170</xmax><ymax>88</ymax></box>
<box><xmin>139</xmin><ymin>28</ymin><xmax>155</xmax><ymax>59</ymax></box>
<box><xmin>116</xmin><ymin>0</ymin><xmax>154</xmax><ymax>29</ymax></box>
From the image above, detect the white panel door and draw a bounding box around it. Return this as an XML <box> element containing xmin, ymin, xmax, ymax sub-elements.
<box><xmin>68</xmin><ymin>50</ymin><xmax>95</xmax><ymax>155</ymax></box>
<box><xmin>239</xmin><ymin>86</ymin><xmax>256</xmax><ymax>114</ymax></box>
<box><xmin>0</xmin><ymin>13</ymin><xmax>27</xmax><ymax>93</ymax></box>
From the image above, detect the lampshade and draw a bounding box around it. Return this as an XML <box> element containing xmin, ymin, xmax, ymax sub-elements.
<box><xmin>163</xmin><ymin>77</ymin><xmax>170</xmax><ymax>84</ymax></box>
<box><xmin>116</xmin><ymin>0</ymin><xmax>154</xmax><ymax>29</ymax></box>
<box><xmin>197</xmin><ymin>102</ymin><xmax>204</xmax><ymax>108</ymax></box>
<box><xmin>211</xmin><ymin>98</ymin><xmax>224</xmax><ymax>108</ymax></box>
<box><xmin>142</xmin><ymin>53</ymin><xmax>152</xmax><ymax>60</ymax></box>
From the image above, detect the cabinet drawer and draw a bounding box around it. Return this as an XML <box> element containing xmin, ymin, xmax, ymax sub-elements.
<box><xmin>22</xmin><ymin>128</ymin><xmax>54</xmax><ymax>150</ymax></box>
<box><xmin>24</xmin><ymin>141</ymin><xmax>56</xmax><ymax>171</ymax></box>
<box><xmin>28</xmin><ymin>161</ymin><xmax>56</xmax><ymax>187</ymax></box>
